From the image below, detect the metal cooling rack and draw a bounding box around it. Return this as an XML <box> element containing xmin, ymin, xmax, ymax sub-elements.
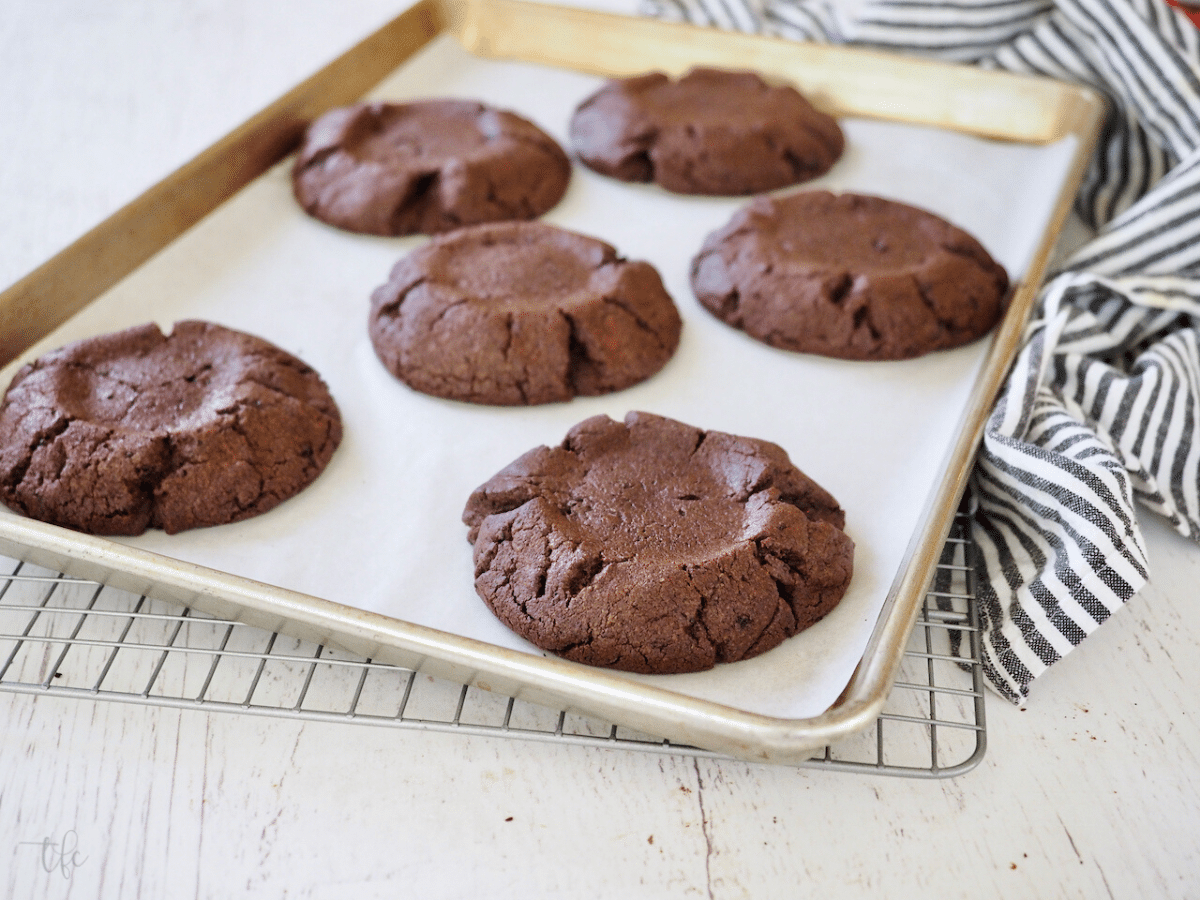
<box><xmin>0</xmin><ymin>512</ymin><xmax>986</xmax><ymax>777</ymax></box>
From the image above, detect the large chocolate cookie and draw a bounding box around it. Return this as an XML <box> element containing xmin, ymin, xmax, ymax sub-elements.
<box><xmin>369</xmin><ymin>222</ymin><xmax>682</xmax><ymax>406</ymax></box>
<box><xmin>0</xmin><ymin>321</ymin><xmax>342</xmax><ymax>535</ymax></box>
<box><xmin>463</xmin><ymin>412</ymin><xmax>854</xmax><ymax>674</ymax></box>
<box><xmin>292</xmin><ymin>99</ymin><xmax>571</xmax><ymax>236</ymax></box>
<box><xmin>569</xmin><ymin>68</ymin><xmax>844</xmax><ymax>196</ymax></box>
<box><xmin>691</xmin><ymin>191</ymin><xmax>1010</xmax><ymax>360</ymax></box>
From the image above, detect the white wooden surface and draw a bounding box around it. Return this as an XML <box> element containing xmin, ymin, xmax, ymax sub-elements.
<box><xmin>2</xmin><ymin>2</ymin><xmax>1199</xmax><ymax>897</ymax></box>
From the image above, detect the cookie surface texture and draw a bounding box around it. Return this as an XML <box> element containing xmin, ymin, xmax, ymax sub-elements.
<box><xmin>569</xmin><ymin>67</ymin><xmax>844</xmax><ymax>195</ymax></box>
<box><xmin>692</xmin><ymin>191</ymin><xmax>1010</xmax><ymax>360</ymax></box>
<box><xmin>0</xmin><ymin>321</ymin><xmax>343</xmax><ymax>536</ymax></box>
<box><xmin>292</xmin><ymin>100</ymin><xmax>571</xmax><ymax>236</ymax></box>
<box><xmin>369</xmin><ymin>221</ymin><xmax>683</xmax><ymax>406</ymax></box>
<box><xmin>463</xmin><ymin>412</ymin><xmax>854</xmax><ymax>674</ymax></box>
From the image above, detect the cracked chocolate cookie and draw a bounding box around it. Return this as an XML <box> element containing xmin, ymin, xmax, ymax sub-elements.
<box><xmin>691</xmin><ymin>190</ymin><xmax>1010</xmax><ymax>360</ymax></box>
<box><xmin>292</xmin><ymin>99</ymin><xmax>571</xmax><ymax>236</ymax></box>
<box><xmin>463</xmin><ymin>411</ymin><xmax>854</xmax><ymax>674</ymax></box>
<box><xmin>0</xmin><ymin>321</ymin><xmax>342</xmax><ymax>536</ymax></box>
<box><xmin>568</xmin><ymin>67</ymin><xmax>844</xmax><ymax>196</ymax></box>
<box><xmin>369</xmin><ymin>221</ymin><xmax>683</xmax><ymax>406</ymax></box>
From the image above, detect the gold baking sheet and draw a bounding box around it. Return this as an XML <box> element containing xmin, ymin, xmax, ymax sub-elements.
<box><xmin>0</xmin><ymin>0</ymin><xmax>1102</xmax><ymax>762</ymax></box>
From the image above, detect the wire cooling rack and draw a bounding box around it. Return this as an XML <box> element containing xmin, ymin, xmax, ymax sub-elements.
<box><xmin>0</xmin><ymin>512</ymin><xmax>986</xmax><ymax>777</ymax></box>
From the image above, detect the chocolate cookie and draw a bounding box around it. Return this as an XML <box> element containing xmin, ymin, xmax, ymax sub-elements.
<box><xmin>568</xmin><ymin>67</ymin><xmax>844</xmax><ymax>196</ymax></box>
<box><xmin>0</xmin><ymin>321</ymin><xmax>342</xmax><ymax>536</ymax></box>
<box><xmin>369</xmin><ymin>221</ymin><xmax>682</xmax><ymax>406</ymax></box>
<box><xmin>691</xmin><ymin>191</ymin><xmax>1010</xmax><ymax>360</ymax></box>
<box><xmin>292</xmin><ymin>99</ymin><xmax>571</xmax><ymax>236</ymax></box>
<box><xmin>463</xmin><ymin>412</ymin><xmax>854</xmax><ymax>674</ymax></box>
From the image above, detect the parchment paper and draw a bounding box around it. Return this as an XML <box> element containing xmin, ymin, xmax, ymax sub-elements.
<box><xmin>0</xmin><ymin>36</ymin><xmax>1079</xmax><ymax>718</ymax></box>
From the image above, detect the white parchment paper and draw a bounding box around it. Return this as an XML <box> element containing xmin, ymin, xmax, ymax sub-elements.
<box><xmin>1</xmin><ymin>37</ymin><xmax>1079</xmax><ymax>718</ymax></box>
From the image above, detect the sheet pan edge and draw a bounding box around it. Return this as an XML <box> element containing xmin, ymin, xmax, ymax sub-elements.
<box><xmin>0</xmin><ymin>0</ymin><xmax>1105</xmax><ymax>764</ymax></box>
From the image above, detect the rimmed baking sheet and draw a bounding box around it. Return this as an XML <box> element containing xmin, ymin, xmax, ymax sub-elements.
<box><xmin>0</xmin><ymin>0</ymin><xmax>1102</xmax><ymax>762</ymax></box>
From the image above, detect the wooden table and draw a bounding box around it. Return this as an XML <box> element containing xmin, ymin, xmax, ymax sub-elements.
<box><xmin>3</xmin><ymin>2</ymin><xmax>1198</xmax><ymax>896</ymax></box>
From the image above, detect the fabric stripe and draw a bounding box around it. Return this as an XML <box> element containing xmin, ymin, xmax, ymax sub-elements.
<box><xmin>1059</xmin><ymin>1</ymin><xmax>1200</xmax><ymax>157</ymax></box>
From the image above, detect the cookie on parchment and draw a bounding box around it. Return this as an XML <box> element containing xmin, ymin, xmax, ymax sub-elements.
<box><xmin>369</xmin><ymin>221</ymin><xmax>682</xmax><ymax>406</ymax></box>
<box><xmin>569</xmin><ymin>67</ymin><xmax>844</xmax><ymax>196</ymax></box>
<box><xmin>691</xmin><ymin>190</ymin><xmax>1010</xmax><ymax>360</ymax></box>
<box><xmin>463</xmin><ymin>411</ymin><xmax>854</xmax><ymax>675</ymax></box>
<box><xmin>0</xmin><ymin>321</ymin><xmax>342</xmax><ymax>535</ymax></box>
<box><xmin>292</xmin><ymin>99</ymin><xmax>571</xmax><ymax>236</ymax></box>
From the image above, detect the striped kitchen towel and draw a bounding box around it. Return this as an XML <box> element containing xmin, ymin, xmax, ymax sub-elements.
<box><xmin>643</xmin><ymin>0</ymin><xmax>1200</xmax><ymax>702</ymax></box>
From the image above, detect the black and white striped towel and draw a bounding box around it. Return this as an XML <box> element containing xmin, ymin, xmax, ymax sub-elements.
<box><xmin>643</xmin><ymin>0</ymin><xmax>1200</xmax><ymax>702</ymax></box>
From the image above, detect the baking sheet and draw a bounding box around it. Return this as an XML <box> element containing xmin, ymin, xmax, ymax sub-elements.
<box><xmin>0</xmin><ymin>33</ymin><xmax>1081</xmax><ymax>721</ymax></box>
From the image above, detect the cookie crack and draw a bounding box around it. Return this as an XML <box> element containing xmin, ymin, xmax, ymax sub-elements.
<box><xmin>499</xmin><ymin>312</ymin><xmax>515</xmax><ymax>361</ymax></box>
<box><xmin>487</xmin><ymin>342</ymin><xmax>532</xmax><ymax>405</ymax></box>
<box><xmin>617</xmin><ymin>131</ymin><xmax>657</xmax><ymax>183</ymax></box>
<box><xmin>783</xmin><ymin>147</ymin><xmax>820</xmax><ymax>180</ymax></box>
<box><xmin>717</xmin><ymin>284</ymin><xmax>743</xmax><ymax>323</ymax></box>
<box><xmin>827</xmin><ymin>272</ymin><xmax>854</xmax><ymax>308</ymax></box>
<box><xmin>599</xmin><ymin>294</ymin><xmax>671</xmax><ymax>349</ymax></box>
<box><xmin>545</xmin><ymin>534</ymin><xmax>607</xmax><ymax>603</ymax></box>
<box><xmin>680</xmin><ymin>564</ymin><xmax>717</xmax><ymax>654</ymax></box>
<box><xmin>400</xmin><ymin>170</ymin><xmax>439</xmax><ymax>219</ymax></box>
<box><xmin>380</xmin><ymin>277</ymin><xmax>427</xmax><ymax>316</ymax></box>
<box><xmin>556</xmin><ymin>629</ymin><xmax>633</xmax><ymax>671</ymax></box>
<box><xmin>480</xmin><ymin>174</ymin><xmax>521</xmax><ymax>219</ymax></box>
<box><xmin>562</xmin><ymin>312</ymin><xmax>595</xmax><ymax>395</ymax></box>
<box><xmin>121</xmin><ymin>434</ymin><xmax>175</xmax><ymax>521</ymax></box>
<box><xmin>182</xmin><ymin>362</ymin><xmax>214</xmax><ymax>384</ymax></box>
<box><xmin>229</xmin><ymin>375</ymin><xmax>314</xmax><ymax>413</ymax></box>
<box><xmin>219</xmin><ymin>415</ymin><xmax>270</xmax><ymax>512</ymax></box>
<box><xmin>852</xmin><ymin>303</ymin><xmax>882</xmax><ymax>343</ymax></box>
<box><xmin>746</xmin><ymin>572</ymin><xmax>796</xmax><ymax>652</ymax></box>
<box><xmin>513</xmin><ymin>378</ymin><xmax>530</xmax><ymax>405</ymax></box>
<box><xmin>557</xmin><ymin>635</ymin><xmax>592</xmax><ymax>653</ymax></box>
<box><xmin>749</xmin><ymin>537</ymin><xmax>807</xmax><ymax>623</ymax></box>
<box><xmin>910</xmin><ymin>275</ymin><xmax>959</xmax><ymax>333</ymax></box>
<box><xmin>429</xmin><ymin>296</ymin><xmax>472</xmax><ymax>329</ymax></box>
<box><xmin>571</xmin><ymin>555</ymin><xmax>606</xmax><ymax>596</ymax></box>
<box><xmin>693</xmin><ymin>252</ymin><xmax>742</xmax><ymax>321</ymax></box>
<box><xmin>735</xmin><ymin>551</ymin><xmax>787</xmax><ymax>656</ymax></box>
<box><xmin>72</xmin><ymin>356</ymin><xmax>218</xmax><ymax>401</ymax></box>
<box><xmin>4</xmin><ymin>413</ymin><xmax>71</xmax><ymax>492</ymax></box>
<box><xmin>293</xmin><ymin>145</ymin><xmax>340</xmax><ymax>175</ymax></box>
<box><xmin>706</xmin><ymin>443</ymin><xmax>771</xmax><ymax>498</ymax></box>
